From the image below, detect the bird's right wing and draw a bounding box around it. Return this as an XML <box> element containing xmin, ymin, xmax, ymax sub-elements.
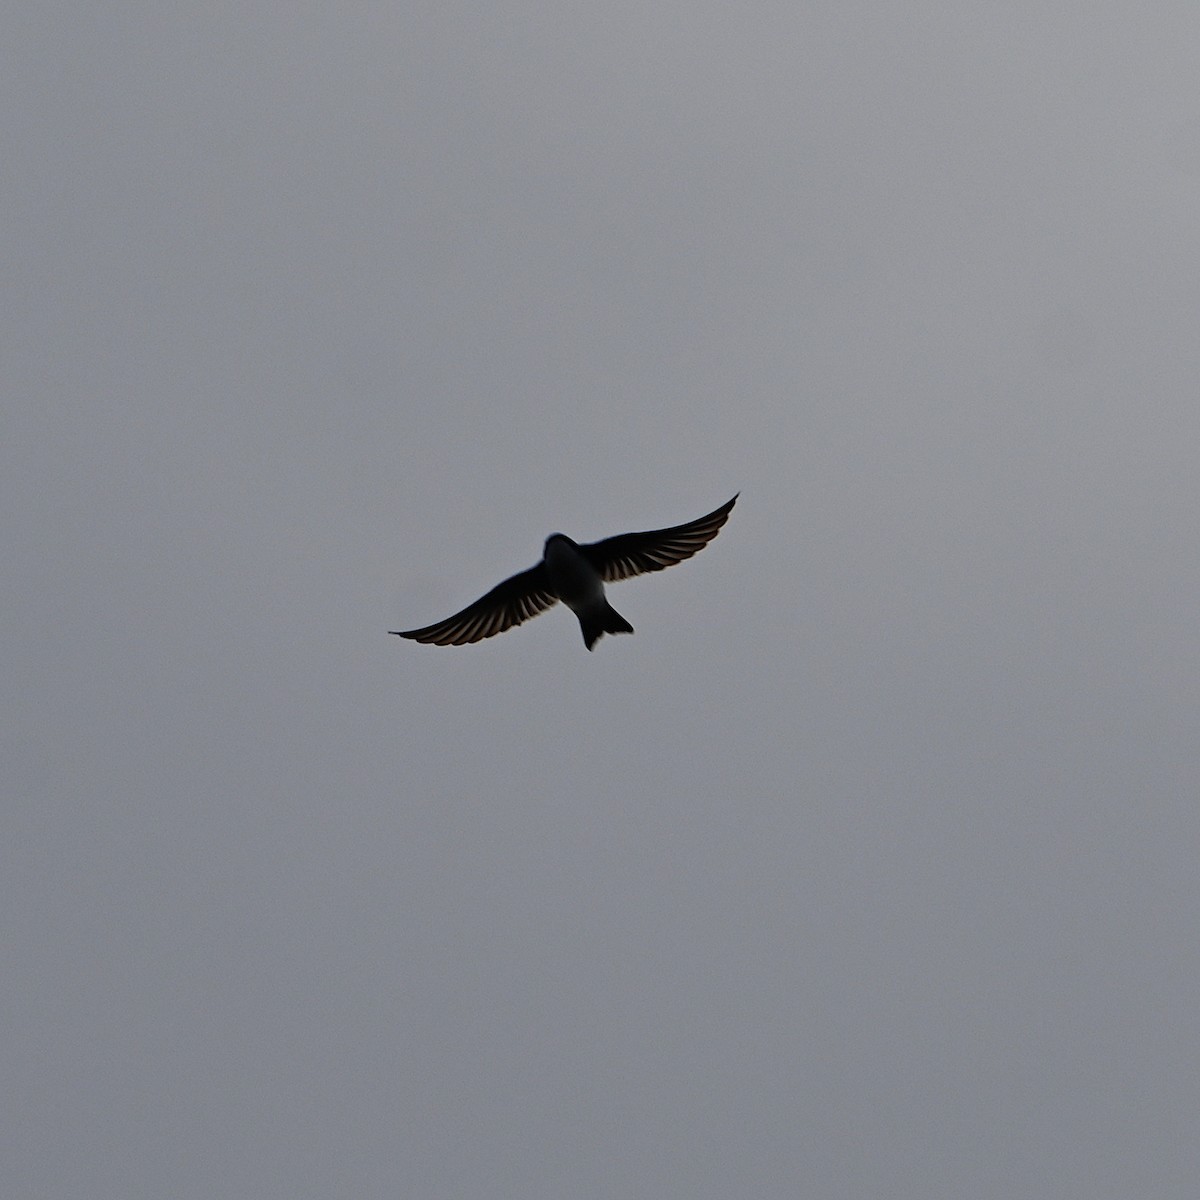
<box><xmin>580</xmin><ymin>494</ymin><xmax>738</xmax><ymax>583</ymax></box>
<box><xmin>391</xmin><ymin>563</ymin><xmax>558</xmax><ymax>645</ymax></box>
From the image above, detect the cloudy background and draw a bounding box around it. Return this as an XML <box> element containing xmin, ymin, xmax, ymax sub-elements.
<box><xmin>6</xmin><ymin>4</ymin><xmax>1200</xmax><ymax>1196</ymax></box>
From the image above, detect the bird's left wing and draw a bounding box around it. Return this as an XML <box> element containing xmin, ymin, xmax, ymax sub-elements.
<box><xmin>579</xmin><ymin>494</ymin><xmax>738</xmax><ymax>583</ymax></box>
<box><xmin>391</xmin><ymin>563</ymin><xmax>558</xmax><ymax>645</ymax></box>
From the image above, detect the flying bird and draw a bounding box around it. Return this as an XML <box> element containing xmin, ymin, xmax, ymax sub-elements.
<box><xmin>391</xmin><ymin>494</ymin><xmax>737</xmax><ymax>650</ymax></box>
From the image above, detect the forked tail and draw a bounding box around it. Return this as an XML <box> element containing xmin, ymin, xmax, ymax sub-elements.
<box><xmin>580</xmin><ymin>602</ymin><xmax>634</xmax><ymax>651</ymax></box>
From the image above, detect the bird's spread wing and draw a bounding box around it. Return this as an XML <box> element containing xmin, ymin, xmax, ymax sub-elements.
<box><xmin>391</xmin><ymin>563</ymin><xmax>558</xmax><ymax>645</ymax></box>
<box><xmin>580</xmin><ymin>494</ymin><xmax>738</xmax><ymax>583</ymax></box>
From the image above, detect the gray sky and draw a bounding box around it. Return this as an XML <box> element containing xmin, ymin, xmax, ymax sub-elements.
<box><xmin>6</xmin><ymin>4</ymin><xmax>1200</xmax><ymax>1197</ymax></box>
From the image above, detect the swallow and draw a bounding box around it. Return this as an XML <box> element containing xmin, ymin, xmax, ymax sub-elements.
<box><xmin>391</xmin><ymin>494</ymin><xmax>737</xmax><ymax>650</ymax></box>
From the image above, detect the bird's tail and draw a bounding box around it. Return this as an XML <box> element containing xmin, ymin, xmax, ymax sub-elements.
<box><xmin>581</xmin><ymin>602</ymin><xmax>634</xmax><ymax>651</ymax></box>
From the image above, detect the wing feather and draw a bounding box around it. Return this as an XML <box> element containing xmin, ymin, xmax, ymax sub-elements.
<box><xmin>580</xmin><ymin>495</ymin><xmax>738</xmax><ymax>583</ymax></box>
<box><xmin>391</xmin><ymin>563</ymin><xmax>558</xmax><ymax>646</ymax></box>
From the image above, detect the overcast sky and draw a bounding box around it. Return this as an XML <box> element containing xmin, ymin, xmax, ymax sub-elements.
<box><xmin>6</xmin><ymin>4</ymin><xmax>1200</xmax><ymax>1197</ymax></box>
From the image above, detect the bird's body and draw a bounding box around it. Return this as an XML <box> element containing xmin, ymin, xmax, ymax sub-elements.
<box><xmin>543</xmin><ymin>534</ymin><xmax>603</xmax><ymax>610</ymax></box>
<box><xmin>542</xmin><ymin>534</ymin><xmax>635</xmax><ymax>650</ymax></box>
<box><xmin>391</xmin><ymin>494</ymin><xmax>737</xmax><ymax>651</ymax></box>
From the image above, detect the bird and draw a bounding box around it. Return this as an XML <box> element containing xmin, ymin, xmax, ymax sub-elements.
<box><xmin>391</xmin><ymin>494</ymin><xmax>737</xmax><ymax>651</ymax></box>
